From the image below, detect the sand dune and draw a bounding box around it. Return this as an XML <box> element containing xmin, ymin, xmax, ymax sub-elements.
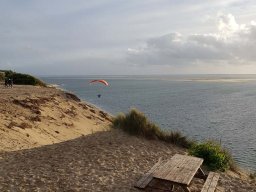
<box><xmin>0</xmin><ymin>84</ymin><xmax>255</xmax><ymax>191</ymax></box>
<box><xmin>0</xmin><ymin>85</ymin><xmax>111</xmax><ymax>151</ymax></box>
<box><xmin>0</xmin><ymin>129</ymin><xmax>255</xmax><ymax>191</ymax></box>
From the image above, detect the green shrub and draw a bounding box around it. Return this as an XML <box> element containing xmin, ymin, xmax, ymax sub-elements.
<box><xmin>112</xmin><ymin>108</ymin><xmax>193</xmax><ymax>148</ymax></box>
<box><xmin>249</xmin><ymin>172</ymin><xmax>256</xmax><ymax>180</ymax></box>
<box><xmin>2</xmin><ymin>70</ymin><xmax>46</xmax><ymax>86</ymax></box>
<box><xmin>189</xmin><ymin>141</ymin><xmax>233</xmax><ymax>171</ymax></box>
<box><xmin>4</xmin><ymin>70</ymin><xmax>14</xmax><ymax>78</ymax></box>
<box><xmin>0</xmin><ymin>72</ymin><xmax>4</xmax><ymax>81</ymax></box>
<box><xmin>12</xmin><ymin>73</ymin><xmax>46</xmax><ymax>86</ymax></box>
<box><xmin>113</xmin><ymin>109</ymin><xmax>235</xmax><ymax>171</ymax></box>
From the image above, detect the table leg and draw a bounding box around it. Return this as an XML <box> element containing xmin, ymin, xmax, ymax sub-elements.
<box><xmin>181</xmin><ymin>186</ymin><xmax>191</xmax><ymax>192</ymax></box>
<box><xmin>195</xmin><ymin>167</ymin><xmax>207</xmax><ymax>180</ymax></box>
<box><xmin>146</xmin><ymin>179</ymin><xmax>175</xmax><ymax>192</ymax></box>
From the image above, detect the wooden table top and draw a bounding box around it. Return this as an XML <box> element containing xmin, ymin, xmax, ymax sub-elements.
<box><xmin>153</xmin><ymin>154</ymin><xmax>204</xmax><ymax>186</ymax></box>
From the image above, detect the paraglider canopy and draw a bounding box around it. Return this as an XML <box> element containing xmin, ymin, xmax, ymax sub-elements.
<box><xmin>90</xmin><ymin>79</ymin><xmax>109</xmax><ymax>86</ymax></box>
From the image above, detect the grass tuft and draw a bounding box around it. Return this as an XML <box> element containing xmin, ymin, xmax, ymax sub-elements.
<box><xmin>160</xmin><ymin>131</ymin><xmax>194</xmax><ymax>148</ymax></box>
<box><xmin>189</xmin><ymin>141</ymin><xmax>235</xmax><ymax>171</ymax></box>
<box><xmin>112</xmin><ymin>108</ymin><xmax>193</xmax><ymax>148</ymax></box>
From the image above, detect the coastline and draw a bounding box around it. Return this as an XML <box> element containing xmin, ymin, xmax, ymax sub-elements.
<box><xmin>43</xmin><ymin>75</ymin><xmax>256</xmax><ymax>172</ymax></box>
<box><xmin>48</xmin><ymin>83</ymin><xmax>115</xmax><ymax>118</ymax></box>
<box><xmin>0</xmin><ymin>84</ymin><xmax>255</xmax><ymax>191</ymax></box>
<box><xmin>54</xmin><ymin>83</ymin><xmax>255</xmax><ymax>172</ymax></box>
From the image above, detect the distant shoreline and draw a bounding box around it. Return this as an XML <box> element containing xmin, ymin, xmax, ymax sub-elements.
<box><xmin>47</xmin><ymin>83</ymin><xmax>114</xmax><ymax>117</ymax></box>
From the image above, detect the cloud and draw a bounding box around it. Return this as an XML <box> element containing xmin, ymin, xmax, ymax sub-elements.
<box><xmin>1</xmin><ymin>0</ymin><xmax>256</xmax><ymax>75</ymax></box>
<box><xmin>127</xmin><ymin>14</ymin><xmax>256</xmax><ymax>66</ymax></box>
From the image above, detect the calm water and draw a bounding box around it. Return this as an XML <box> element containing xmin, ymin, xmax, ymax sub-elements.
<box><xmin>41</xmin><ymin>75</ymin><xmax>256</xmax><ymax>171</ymax></box>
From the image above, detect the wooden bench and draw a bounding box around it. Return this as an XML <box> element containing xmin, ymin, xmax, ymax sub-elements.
<box><xmin>201</xmin><ymin>172</ymin><xmax>220</xmax><ymax>192</ymax></box>
<box><xmin>134</xmin><ymin>159</ymin><xmax>164</xmax><ymax>189</ymax></box>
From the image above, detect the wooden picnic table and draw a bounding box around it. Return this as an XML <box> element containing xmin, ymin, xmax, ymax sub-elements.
<box><xmin>153</xmin><ymin>154</ymin><xmax>206</xmax><ymax>192</ymax></box>
<box><xmin>135</xmin><ymin>154</ymin><xmax>210</xmax><ymax>192</ymax></box>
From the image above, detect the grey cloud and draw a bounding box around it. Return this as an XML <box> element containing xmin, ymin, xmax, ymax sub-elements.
<box><xmin>127</xmin><ymin>14</ymin><xmax>256</xmax><ymax>66</ymax></box>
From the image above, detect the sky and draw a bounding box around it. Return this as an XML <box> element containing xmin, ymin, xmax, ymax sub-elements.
<box><xmin>1</xmin><ymin>0</ymin><xmax>256</xmax><ymax>75</ymax></box>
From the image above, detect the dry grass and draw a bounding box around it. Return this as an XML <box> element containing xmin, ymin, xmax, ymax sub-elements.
<box><xmin>112</xmin><ymin>108</ymin><xmax>193</xmax><ymax>148</ymax></box>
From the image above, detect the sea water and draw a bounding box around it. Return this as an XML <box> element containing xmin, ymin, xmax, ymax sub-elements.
<box><xmin>41</xmin><ymin>75</ymin><xmax>256</xmax><ymax>172</ymax></box>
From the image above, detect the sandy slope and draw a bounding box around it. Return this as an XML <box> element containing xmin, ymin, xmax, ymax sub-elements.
<box><xmin>0</xmin><ymin>129</ymin><xmax>255</xmax><ymax>192</ymax></box>
<box><xmin>0</xmin><ymin>84</ymin><xmax>111</xmax><ymax>151</ymax></box>
<box><xmin>0</xmin><ymin>84</ymin><xmax>255</xmax><ymax>191</ymax></box>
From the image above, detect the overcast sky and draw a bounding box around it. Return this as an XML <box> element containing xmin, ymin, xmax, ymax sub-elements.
<box><xmin>1</xmin><ymin>0</ymin><xmax>256</xmax><ymax>75</ymax></box>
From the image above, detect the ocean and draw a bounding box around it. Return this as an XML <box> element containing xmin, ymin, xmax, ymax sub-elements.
<box><xmin>41</xmin><ymin>75</ymin><xmax>256</xmax><ymax>172</ymax></box>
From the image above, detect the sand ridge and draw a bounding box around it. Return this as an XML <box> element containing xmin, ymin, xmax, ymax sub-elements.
<box><xmin>0</xmin><ymin>84</ymin><xmax>111</xmax><ymax>151</ymax></box>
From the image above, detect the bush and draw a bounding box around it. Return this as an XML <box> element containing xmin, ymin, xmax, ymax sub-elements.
<box><xmin>2</xmin><ymin>70</ymin><xmax>46</xmax><ymax>86</ymax></box>
<box><xmin>12</xmin><ymin>73</ymin><xmax>46</xmax><ymax>86</ymax></box>
<box><xmin>4</xmin><ymin>70</ymin><xmax>14</xmax><ymax>78</ymax></box>
<box><xmin>0</xmin><ymin>72</ymin><xmax>4</xmax><ymax>81</ymax></box>
<box><xmin>249</xmin><ymin>172</ymin><xmax>256</xmax><ymax>180</ymax></box>
<box><xmin>112</xmin><ymin>108</ymin><xmax>193</xmax><ymax>148</ymax></box>
<box><xmin>189</xmin><ymin>141</ymin><xmax>233</xmax><ymax>171</ymax></box>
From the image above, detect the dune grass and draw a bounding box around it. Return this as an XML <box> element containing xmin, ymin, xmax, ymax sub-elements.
<box><xmin>112</xmin><ymin>108</ymin><xmax>236</xmax><ymax>171</ymax></box>
<box><xmin>112</xmin><ymin>108</ymin><xmax>193</xmax><ymax>148</ymax></box>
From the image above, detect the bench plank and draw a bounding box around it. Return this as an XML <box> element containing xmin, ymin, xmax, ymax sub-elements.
<box><xmin>201</xmin><ymin>172</ymin><xmax>220</xmax><ymax>192</ymax></box>
<box><xmin>135</xmin><ymin>160</ymin><xmax>164</xmax><ymax>189</ymax></box>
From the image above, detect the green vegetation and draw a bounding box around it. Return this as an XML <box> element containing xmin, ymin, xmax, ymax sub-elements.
<box><xmin>249</xmin><ymin>172</ymin><xmax>256</xmax><ymax>180</ymax></box>
<box><xmin>11</xmin><ymin>73</ymin><xmax>46</xmax><ymax>86</ymax></box>
<box><xmin>0</xmin><ymin>72</ymin><xmax>4</xmax><ymax>81</ymax></box>
<box><xmin>189</xmin><ymin>141</ymin><xmax>234</xmax><ymax>171</ymax></box>
<box><xmin>112</xmin><ymin>108</ymin><xmax>193</xmax><ymax>148</ymax></box>
<box><xmin>113</xmin><ymin>108</ymin><xmax>236</xmax><ymax>172</ymax></box>
<box><xmin>0</xmin><ymin>70</ymin><xmax>46</xmax><ymax>86</ymax></box>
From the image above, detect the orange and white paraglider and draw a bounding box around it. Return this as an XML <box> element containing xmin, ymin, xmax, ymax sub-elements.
<box><xmin>89</xmin><ymin>79</ymin><xmax>109</xmax><ymax>86</ymax></box>
<box><xmin>89</xmin><ymin>79</ymin><xmax>109</xmax><ymax>98</ymax></box>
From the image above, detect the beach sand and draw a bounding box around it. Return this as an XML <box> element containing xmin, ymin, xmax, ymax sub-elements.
<box><xmin>0</xmin><ymin>85</ymin><xmax>111</xmax><ymax>152</ymax></box>
<box><xmin>0</xmin><ymin>85</ymin><xmax>255</xmax><ymax>191</ymax></box>
<box><xmin>0</xmin><ymin>129</ymin><xmax>255</xmax><ymax>191</ymax></box>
